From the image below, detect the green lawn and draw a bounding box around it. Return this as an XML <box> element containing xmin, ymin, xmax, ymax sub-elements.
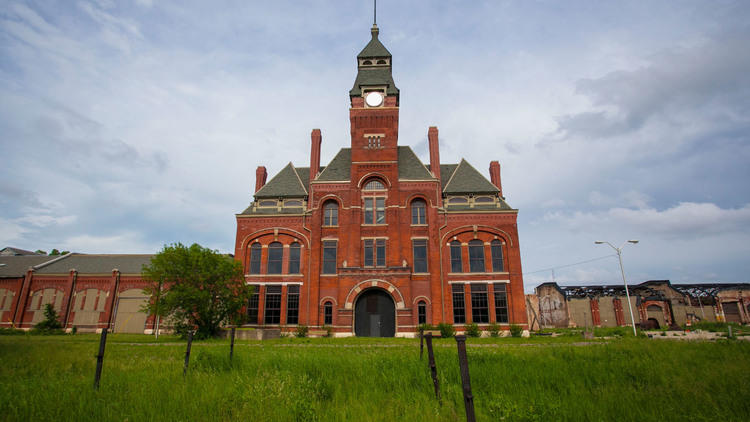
<box><xmin>1</xmin><ymin>333</ymin><xmax>748</xmax><ymax>421</ymax></box>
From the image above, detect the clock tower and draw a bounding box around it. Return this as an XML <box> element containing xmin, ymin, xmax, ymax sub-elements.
<box><xmin>349</xmin><ymin>24</ymin><xmax>400</xmax><ymax>168</ymax></box>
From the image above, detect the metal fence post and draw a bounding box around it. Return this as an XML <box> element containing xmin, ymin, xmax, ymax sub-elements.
<box><xmin>455</xmin><ymin>335</ymin><xmax>476</xmax><ymax>422</ymax></box>
<box><xmin>425</xmin><ymin>332</ymin><xmax>440</xmax><ymax>401</ymax></box>
<box><xmin>93</xmin><ymin>328</ymin><xmax>108</xmax><ymax>390</ymax></box>
<box><xmin>230</xmin><ymin>326</ymin><xmax>236</xmax><ymax>360</ymax></box>
<box><xmin>183</xmin><ymin>330</ymin><xmax>194</xmax><ymax>376</ymax></box>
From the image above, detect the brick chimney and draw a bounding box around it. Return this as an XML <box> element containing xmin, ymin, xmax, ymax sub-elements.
<box><xmin>310</xmin><ymin>128</ymin><xmax>322</xmax><ymax>184</ymax></box>
<box><xmin>489</xmin><ymin>161</ymin><xmax>502</xmax><ymax>197</ymax></box>
<box><xmin>255</xmin><ymin>166</ymin><xmax>267</xmax><ymax>193</ymax></box>
<box><xmin>428</xmin><ymin>126</ymin><xmax>441</xmax><ymax>181</ymax></box>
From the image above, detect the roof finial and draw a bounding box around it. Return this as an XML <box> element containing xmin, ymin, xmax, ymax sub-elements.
<box><xmin>374</xmin><ymin>0</ymin><xmax>377</xmax><ymax>25</ymax></box>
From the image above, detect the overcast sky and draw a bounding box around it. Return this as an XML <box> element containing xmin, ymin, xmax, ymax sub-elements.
<box><xmin>1</xmin><ymin>1</ymin><xmax>749</xmax><ymax>291</ymax></box>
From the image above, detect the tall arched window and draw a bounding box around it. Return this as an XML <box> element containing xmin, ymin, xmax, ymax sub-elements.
<box><xmin>450</xmin><ymin>240</ymin><xmax>463</xmax><ymax>273</ymax></box>
<box><xmin>323</xmin><ymin>201</ymin><xmax>338</xmax><ymax>226</ymax></box>
<box><xmin>249</xmin><ymin>243</ymin><xmax>262</xmax><ymax>274</ymax></box>
<box><xmin>267</xmin><ymin>242</ymin><xmax>283</xmax><ymax>274</ymax></box>
<box><xmin>324</xmin><ymin>301</ymin><xmax>333</xmax><ymax>325</ymax></box>
<box><xmin>363</xmin><ymin>178</ymin><xmax>386</xmax><ymax>225</ymax></box>
<box><xmin>411</xmin><ymin>199</ymin><xmax>426</xmax><ymax>225</ymax></box>
<box><xmin>468</xmin><ymin>240</ymin><xmax>485</xmax><ymax>273</ymax></box>
<box><xmin>288</xmin><ymin>242</ymin><xmax>301</xmax><ymax>274</ymax></box>
<box><xmin>491</xmin><ymin>240</ymin><xmax>504</xmax><ymax>272</ymax></box>
<box><xmin>417</xmin><ymin>301</ymin><xmax>427</xmax><ymax>325</ymax></box>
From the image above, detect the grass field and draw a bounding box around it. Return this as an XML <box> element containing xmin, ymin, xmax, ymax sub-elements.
<box><xmin>1</xmin><ymin>333</ymin><xmax>749</xmax><ymax>421</ymax></box>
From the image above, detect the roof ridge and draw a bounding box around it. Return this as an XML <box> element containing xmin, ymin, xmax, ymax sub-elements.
<box><xmin>398</xmin><ymin>146</ymin><xmax>436</xmax><ymax>180</ymax></box>
<box><xmin>287</xmin><ymin>161</ymin><xmax>308</xmax><ymax>195</ymax></box>
<box><xmin>442</xmin><ymin>158</ymin><xmax>466</xmax><ymax>193</ymax></box>
<box><xmin>254</xmin><ymin>162</ymin><xmax>307</xmax><ymax>197</ymax></box>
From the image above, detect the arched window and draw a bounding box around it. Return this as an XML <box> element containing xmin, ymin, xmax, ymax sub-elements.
<box><xmin>417</xmin><ymin>301</ymin><xmax>427</xmax><ymax>325</ymax></box>
<box><xmin>324</xmin><ymin>301</ymin><xmax>333</xmax><ymax>325</ymax></box>
<box><xmin>362</xmin><ymin>60</ymin><xmax>372</xmax><ymax>65</ymax></box>
<box><xmin>288</xmin><ymin>242</ymin><xmax>301</xmax><ymax>274</ymax></box>
<box><xmin>468</xmin><ymin>240</ymin><xmax>485</xmax><ymax>272</ymax></box>
<box><xmin>491</xmin><ymin>240</ymin><xmax>504</xmax><ymax>272</ymax></box>
<box><xmin>267</xmin><ymin>242</ymin><xmax>283</xmax><ymax>274</ymax></box>
<box><xmin>363</xmin><ymin>179</ymin><xmax>386</xmax><ymax>224</ymax></box>
<box><xmin>411</xmin><ymin>199</ymin><xmax>426</xmax><ymax>225</ymax></box>
<box><xmin>249</xmin><ymin>243</ymin><xmax>262</xmax><ymax>274</ymax></box>
<box><xmin>376</xmin><ymin>59</ymin><xmax>387</xmax><ymax>65</ymax></box>
<box><xmin>450</xmin><ymin>240</ymin><xmax>463</xmax><ymax>273</ymax></box>
<box><xmin>323</xmin><ymin>201</ymin><xmax>338</xmax><ymax>226</ymax></box>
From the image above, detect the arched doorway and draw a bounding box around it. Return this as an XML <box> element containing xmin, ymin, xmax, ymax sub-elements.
<box><xmin>354</xmin><ymin>289</ymin><xmax>395</xmax><ymax>337</ymax></box>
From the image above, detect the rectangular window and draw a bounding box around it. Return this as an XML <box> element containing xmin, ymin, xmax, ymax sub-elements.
<box><xmin>322</xmin><ymin>241</ymin><xmax>337</xmax><ymax>274</ymax></box>
<box><xmin>249</xmin><ymin>245</ymin><xmax>262</xmax><ymax>274</ymax></box>
<box><xmin>364</xmin><ymin>239</ymin><xmax>386</xmax><ymax>267</ymax></box>
<box><xmin>267</xmin><ymin>243</ymin><xmax>283</xmax><ymax>274</ymax></box>
<box><xmin>491</xmin><ymin>242</ymin><xmax>504</xmax><ymax>272</ymax></box>
<box><xmin>418</xmin><ymin>302</ymin><xmax>427</xmax><ymax>325</ymax></box>
<box><xmin>450</xmin><ymin>242</ymin><xmax>463</xmax><ymax>273</ymax></box>
<box><xmin>246</xmin><ymin>290</ymin><xmax>259</xmax><ymax>324</ymax></box>
<box><xmin>452</xmin><ymin>284</ymin><xmax>466</xmax><ymax>324</ymax></box>
<box><xmin>494</xmin><ymin>283</ymin><xmax>509</xmax><ymax>323</ymax></box>
<box><xmin>412</xmin><ymin>239</ymin><xmax>428</xmax><ymax>273</ymax></box>
<box><xmin>364</xmin><ymin>198</ymin><xmax>386</xmax><ymax>224</ymax></box>
<box><xmin>471</xmin><ymin>284</ymin><xmax>489</xmax><ymax>323</ymax></box>
<box><xmin>286</xmin><ymin>285</ymin><xmax>299</xmax><ymax>325</ymax></box>
<box><xmin>468</xmin><ymin>241</ymin><xmax>485</xmax><ymax>272</ymax></box>
<box><xmin>288</xmin><ymin>244</ymin><xmax>301</xmax><ymax>274</ymax></box>
<box><xmin>264</xmin><ymin>285</ymin><xmax>282</xmax><ymax>324</ymax></box>
<box><xmin>324</xmin><ymin>302</ymin><xmax>333</xmax><ymax>325</ymax></box>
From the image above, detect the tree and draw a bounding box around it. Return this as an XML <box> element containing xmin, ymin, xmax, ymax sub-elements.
<box><xmin>34</xmin><ymin>304</ymin><xmax>63</xmax><ymax>331</ymax></box>
<box><xmin>141</xmin><ymin>243</ymin><xmax>252</xmax><ymax>339</ymax></box>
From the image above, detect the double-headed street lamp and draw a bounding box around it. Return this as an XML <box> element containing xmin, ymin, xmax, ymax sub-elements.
<box><xmin>595</xmin><ymin>240</ymin><xmax>639</xmax><ymax>336</ymax></box>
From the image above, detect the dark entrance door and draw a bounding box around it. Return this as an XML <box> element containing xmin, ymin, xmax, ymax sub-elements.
<box><xmin>354</xmin><ymin>289</ymin><xmax>395</xmax><ymax>337</ymax></box>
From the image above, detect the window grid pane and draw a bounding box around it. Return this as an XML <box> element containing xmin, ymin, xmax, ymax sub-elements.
<box><xmin>450</xmin><ymin>242</ymin><xmax>463</xmax><ymax>273</ymax></box>
<box><xmin>324</xmin><ymin>302</ymin><xmax>333</xmax><ymax>325</ymax></box>
<box><xmin>494</xmin><ymin>283</ymin><xmax>508</xmax><ymax>323</ymax></box>
<box><xmin>376</xmin><ymin>239</ymin><xmax>386</xmax><ymax>267</ymax></box>
<box><xmin>413</xmin><ymin>240</ymin><xmax>428</xmax><ymax>273</ymax></box>
<box><xmin>287</xmin><ymin>285</ymin><xmax>299</xmax><ymax>325</ymax></box>
<box><xmin>247</xmin><ymin>291</ymin><xmax>259</xmax><ymax>324</ymax></box>
<box><xmin>322</xmin><ymin>241</ymin><xmax>337</xmax><ymax>274</ymax></box>
<box><xmin>288</xmin><ymin>243</ymin><xmax>301</xmax><ymax>274</ymax></box>
<box><xmin>470</xmin><ymin>284</ymin><xmax>489</xmax><ymax>323</ymax></box>
<box><xmin>364</xmin><ymin>198</ymin><xmax>373</xmax><ymax>224</ymax></box>
<box><xmin>375</xmin><ymin>198</ymin><xmax>385</xmax><ymax>224</ymax></box>
<box><xmin>412</xmin><ymin>201</ymin><xmax>426</xmax><ymax>224</ymax></box>
<box><xmin>324</xmin><ymin>203</ymin><xmax>338</xmax><ymax>226</ymax></box>
<box><xmin>468</xmin><ymin>241</ymin><xmax>485</xmax><ymax>273</ymax></box>
<box><xmin>264</xmin><ymin>286</ymin><xmax>282</xmax><ymax>324</ymax></box>
<box><xmin>491</xmin><ymin>241</ymin><xmax>504</xmax><ymax>272</ymax></box>
<box><xmin>364</xmin><ymin>240</ymin><xmax>374</xmax><ymax>267</ymax></box>
<box><xmin>267</xmin><ymin>243</ymin><xmax>283</xmax><ymax>274</ymax></box>
<box><xmin>249</xmin><ymin>244</ymin><xmax>262</xmax><ymax>274</ymax></box>
<box><xmin>452</xmin><ymin>284</ymin><xmax>466</xmax><ymax>324</ymax></box>
<box><xmin>418</xmin><ymin>302</ymin><xmax>427</xmax><ymax>325</ymax></box>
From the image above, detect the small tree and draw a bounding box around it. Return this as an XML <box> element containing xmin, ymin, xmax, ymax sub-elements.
<box><xmin>35</xmin><ymin>304</ymin><xmax>63</xmax><ymax>331</ymax></box>
<box><xmin>142</xmin><ymin>243</ymin><xmax>253</xmax><ymax>339</ymax></box>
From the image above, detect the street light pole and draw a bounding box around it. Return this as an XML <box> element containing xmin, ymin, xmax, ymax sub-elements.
<box><xmin>595</xmin><ymin>240</ymin><xmax>639</xmax><ymax>337</ymax></box>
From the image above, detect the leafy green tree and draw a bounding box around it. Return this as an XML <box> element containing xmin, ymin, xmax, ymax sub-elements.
<box><xmin>34</xmin><ymin>304</ymin><xmax>63</xmax><ymax>331</ymax></box>
<box><xmin>142</xmin><ymin>243</ymin><xmax>252</xmax><ymax>339</ymax></box>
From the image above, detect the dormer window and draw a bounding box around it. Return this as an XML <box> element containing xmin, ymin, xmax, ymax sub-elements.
<box><xmin>376</xmin><ymin>59</ymin><xmax>387</xmax><ymax>65</ymax></box>
<box><xmin>259</xmin><ymin>199</ymin><xmax>278</xmax><ymax>207</ymax></box>
<box><xmin>363</xmin><ymin>60</ymin><xmax>373</xmax><ymax>65</ymax></box>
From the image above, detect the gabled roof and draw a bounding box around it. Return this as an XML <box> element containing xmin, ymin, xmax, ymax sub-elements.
<box><xmin>0</xmin><ymin>247</ymin><xmax>42</xmax><ymax>256</ymax></box>
<box><xmin>442</xmin><ymin>159</ymin><xmax>500</xmax><ymax>194</ymax></box>
<box><xmin>398</xmin><ymin>147</ymin><xmax>434</xmax><ymax>180</ymax></box>
<box><xmin>428</xmin><ymin>164</ymin><xmax>458</xmax><ymax>191</ymax></box>
<box><xmin>316</xmin><ymin>148</ymin><xmax>352</xmax><ymax>182</ymax></box>
<box><xmin>357</xmin><ymin>25</ymin><xmax>392</xmax><ymax>58</ymax></box>
<box><xmin>35</xmin><ymin>254</ymin><xmax>154</xmax><ymax>275</ymax></box>
<box><xmin>0</xmin><ymin>255</ymin><xmax>62</xmax><ymax>277</ymax></box>
<box><xmin>254</xmin><ymin>162</ymin><xmax>308</xmax><ymax>198</ymax></box>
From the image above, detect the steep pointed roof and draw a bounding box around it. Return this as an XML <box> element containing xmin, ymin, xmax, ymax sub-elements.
<box><xmin>254</xmin><ymin>162</ymin><xmax>308</xmax><ymax>198</ymax></box>
<box><xmin>442</xmin><ymin>159</ymin><xmax>500</xmax><ymax>194</ymax></box>
<box><xmin>398</xmin><ymin>146</ymin><xmax>434</xmax><ymax>180</ymax></box>
<box><xmin>316</xmin><ymin>148</ymin><xmax>352</xmax><ymax>181</ymax></box>
<box><xmin>357</xmin><ymin>25</ymin><xmax>392</xmax><ymax>58</ymax></box>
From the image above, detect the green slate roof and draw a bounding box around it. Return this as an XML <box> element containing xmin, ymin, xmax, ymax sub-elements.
<box><xmin>442</xmin><ymin>159</ymin><xmax>500</xmax><ymax>194</ymax></box>
<box><xmin>428</xmin><ymin>164</ymin><xmax>459</xmax><ymax>191</ymax></box>
<box><xmin>357</xmin><ymin>25</ymin><xmax>391</xmax><ymax>58</ymax></box>
<box><xmin>35</xmin><ymin>254</ymin><xmax>154</xmax><ymax>275</ymax></box>
<box><xmin>254</xmin><ymin>162</ymin><xmax>308</xmax><ymax>198</ymax></box>
<box><xmin>349</xmin><ymin>68</ymin><xmax>400</xmax><ymax>97</ymax></box>
<box><xmin>398</xmin><ymin>147</ymin><xmax>434</xmax><ymax>180</ymax></box>
<box><xmin>316</xmin><ymin>148</ymin><xmax>352</xmax><ymax>181</ymax></box>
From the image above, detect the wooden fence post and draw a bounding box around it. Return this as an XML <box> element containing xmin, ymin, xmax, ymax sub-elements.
<box><xmin>419</xmin><ymin>328</ymin><xmax>424</xmax><ymax>360</ymax></box>
<box><xmin>230</xmin><ymin>327</ymin><xmax>236</xmax><ymax>360</ymax></box>
<box><xmin>183</xmin><ymin>330</ymin><xmax>194</xmax><ymax>376</ymax></box>
<box><xmin>93</xmin><ymin>328</ymin><xmax>108</xmax><ymax>390</ymax></box>
<box><xmin>455</xmin><ymin>335</ymin><xmax>476</xmax><ymax>422</ymax></box>
<box><xmin>425</xmin><ymin>332</ymin><xmax>440</xmax><ymax>401</ymax></box>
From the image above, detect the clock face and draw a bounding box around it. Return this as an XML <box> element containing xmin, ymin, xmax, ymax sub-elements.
<box><xmin>365</xmin><ymin>91</ymin><xmax>384</xmax><ymax>107</ymax></box>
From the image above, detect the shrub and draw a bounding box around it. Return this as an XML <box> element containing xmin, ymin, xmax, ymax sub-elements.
<box><xmin>437</xmin><ymin>322</ymin><xmax>454</xmax><ymax>338</ymax></box>
<box><xmin>34</xmin><ymin>304</ymin><xmax>63</xmax><ymax>332</ymax></box>
<box><xmin>465</xmin><ymin>322</ymin><xmax>481</xmax><ymax>338</ymax></box>
<box><xmin>417</xmin><ymin>323</ymin><xmax>434</xmax><ymax>333</ymax></box>
<box><xmin>488</xmin><ymin>322</ymin><xmax>500</xmax><ymax>337</ymax></box>
<box><xmin>509</xmin><ymin>324</ymin><xmax>522</xmax><ymax>338</ymax></box>
<box><xmin>0</xmin><ymin>328</ymin><xmax>26</xmax><ymax>336</ymax></box>
<box><xmin>295</xmin><ymin>325</ymin><xmax>309</xmax><ymax>338</ymax></box>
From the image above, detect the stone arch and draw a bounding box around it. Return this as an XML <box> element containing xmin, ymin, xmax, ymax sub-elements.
<box><xmin>356</xmin><ymin>172</ymin><xmax>392</xmax><ymax>189</ymax></box>
<box><xmin>344</xmin><ymin>279</ymin><xmax>405</xmax><ymax>310</ymax></box>
<box><xmin>315</xmin><ymin>194</ymin><xmax>344</xmax><ymax>210</ymax></box>
<box><xmin>239</xmin><ymin>227</ymin><xmax>310</xmax><ymax>251</ymax></box>
<box><xmin>319</xmin><ymin>296</ymin><xmax>338</xmax><ymax>306</ymax></box>
<box><xmin>353</xmin><ymin>287</ymin><xmax>396</xmax><ymax>337</ymax></box>
<box><xmin>412</xmin><ymin>295</ymin><xmax>432</xmax><ymax>305</ymax></box>
<box><xmin>441</xmin><ymin>225</ymin><xmax>514</xmax><ymax>247</ymax></box>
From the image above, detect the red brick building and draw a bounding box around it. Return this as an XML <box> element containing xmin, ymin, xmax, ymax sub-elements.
<box><xmin>234</xmin><ymin>24</ymin><xmax>528</xmax><ymax>337</ymax></box>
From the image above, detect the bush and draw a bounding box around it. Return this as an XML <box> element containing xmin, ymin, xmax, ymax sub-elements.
<box><xmin>465</xmin><ymin>322</ymin><xmax>481</xmax><ymax>338</ymax></box>
<box><xmin>509</xmin><ymin>324</ymin><xmax>522</xmax><ymax>338</ymax></box>
<box><xmin>295</xmin><ymin>325</ymin><xmax>309</xmax><ymax>338</ymax></box>
<box><xmin>34</xmin><ymin>304</ymin><xmax>63</xmax><ymax>332</ymax></box>
<box><xmin>488</xmin><ymin>322</ymin><xmax>500</xmax><ymax>337</ymax></box>
<box><xmin>437</xmin><ymin>322</ymin><xmax>454</xmax><ymax>338</ymax></box>
<box><xmin>0</xmin><ymin>328</ymin><xmax>26</xmax><ymax>336</ymax></box>
<box><xmin>417</xmin><ymin>323</ymin><xmax>434</xmax><ymax>333</ymax></box>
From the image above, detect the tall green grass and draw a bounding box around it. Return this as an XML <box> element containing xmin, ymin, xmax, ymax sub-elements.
<box><xmin>0</xmin><ymin>335</ymin><xmax>748</xmax><ymax>421</ymax></box>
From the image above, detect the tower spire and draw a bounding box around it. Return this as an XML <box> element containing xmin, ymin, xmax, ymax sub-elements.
<box><xmin>374</xmin><ymin>0</ymin><xmax>377</xmax><ymax>25</ymax></box>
